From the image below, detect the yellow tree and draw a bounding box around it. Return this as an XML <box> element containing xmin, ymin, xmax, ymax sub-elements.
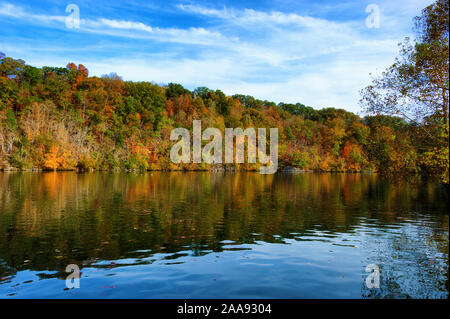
<box><xmin>43</xmin><ymin>145</ymin><xmax>60</xmax><ymax>171</ymax></box>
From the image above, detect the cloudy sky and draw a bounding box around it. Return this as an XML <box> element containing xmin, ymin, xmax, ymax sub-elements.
<box><xmin>0</xmin><ymin>0</ymin><xmax>434</xmax><ymax>113</ymax></box>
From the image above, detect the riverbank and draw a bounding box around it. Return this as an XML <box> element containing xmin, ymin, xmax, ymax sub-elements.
<box><xmin>0</xmin><ymin>165</ymin><xmax>375</xmax><ymax>174</ymax></box>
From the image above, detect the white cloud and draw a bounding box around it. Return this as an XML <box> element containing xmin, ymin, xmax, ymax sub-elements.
<box><xmin>0</xmin><ymin>2</ymin><xmax>23</xmax><ymax>17</ymax></box>
<box><xmin>97</xmin><ymin>18</ymin><xmax>154</xmax><ymax>32</ymax></box>
<box><xmin>0</xmin><ymin>2</ymin><xmax>234</xmax><ymax>46</ymax></box>
<box><xmin>0</xmin><ymin>2</ymin><xmax>65</xmax><ymax>22</ymax></box>
<box><xmin>177</xmin><ymin>3</ymin><xmax>354</xmax><ymax>31</ymax></box>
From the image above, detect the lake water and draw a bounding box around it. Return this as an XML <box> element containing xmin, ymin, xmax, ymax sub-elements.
<box><xmin>0</xmin><ymin>172</ymin><xmax>448</xmax><ymax>299</ymax></box>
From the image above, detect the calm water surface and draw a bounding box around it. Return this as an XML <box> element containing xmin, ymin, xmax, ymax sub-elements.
<box><xmin>0</xmin><ymin>172</ymin><xmax>448</xmax><ymax>298</ymax></box>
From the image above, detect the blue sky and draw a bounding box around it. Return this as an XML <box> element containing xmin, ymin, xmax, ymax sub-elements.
<box><xmin>0</xmin><ymin>0</ymin><xmax>433</xmax><ymax>113</ymax></box>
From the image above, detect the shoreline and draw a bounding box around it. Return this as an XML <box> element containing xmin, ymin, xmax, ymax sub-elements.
<box><xmin>0</xmin><ymin>167</ymin><xmax>378</xmax><ymax>174</ymax></box>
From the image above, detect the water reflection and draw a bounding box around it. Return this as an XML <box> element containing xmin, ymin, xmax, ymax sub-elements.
<box><xmin>0</xmin><ymin>172</ymin><xmax>448</xmax><ymax>298</ymax></box>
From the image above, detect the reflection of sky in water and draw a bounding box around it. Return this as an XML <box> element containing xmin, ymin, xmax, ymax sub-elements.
<box><xmin>2</xmin><ymin>223</ymin><xmax>447</xmax><ymax>299</ymax></box>
<box><xmin>0</xmin><ymin>172</ymin><xmax>448</xmax><ymax>298</ymax></box>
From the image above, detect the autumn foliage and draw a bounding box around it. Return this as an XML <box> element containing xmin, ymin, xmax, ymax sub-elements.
<box><xmin>0</xmin><ymin>36</ymin><xmax>447</xmax><ymax>182</ymax></box>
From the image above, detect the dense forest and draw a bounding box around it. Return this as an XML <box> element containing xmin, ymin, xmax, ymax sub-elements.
<box><xmin>0</xmin><ymin>0</ymin><xmax>448</xmax><ymax>183</ymax></box>
<box><xmin>0</xmin><ymin>56</ymin><xmax>440</xmax><ymax>172</ymax></box>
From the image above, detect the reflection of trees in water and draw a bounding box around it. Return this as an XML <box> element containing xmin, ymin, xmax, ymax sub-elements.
<box><xmin>0</xmin><ymin>172</ymin><xmax>448</xmax><ymax>297</ymax></box>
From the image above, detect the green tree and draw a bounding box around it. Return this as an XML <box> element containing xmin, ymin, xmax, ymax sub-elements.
<box><xmin>360</xmin><ymin>0</ymin><xmax>449</xmax><ymax>183</ymax></box>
